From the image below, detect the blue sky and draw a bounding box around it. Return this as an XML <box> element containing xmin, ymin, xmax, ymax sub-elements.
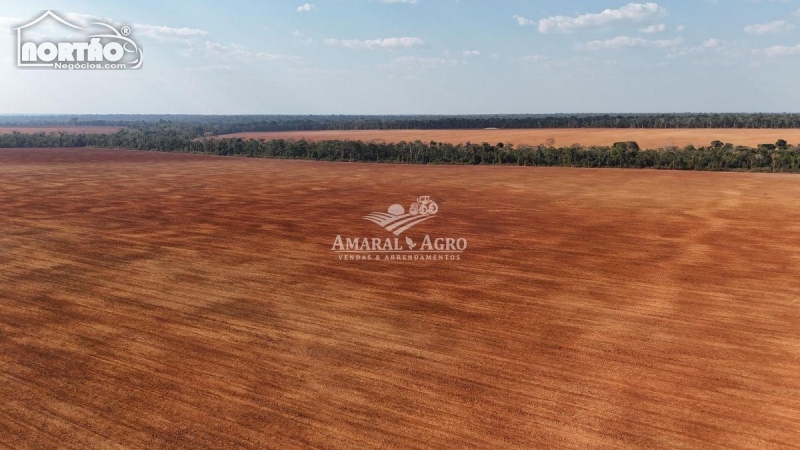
<box><xmin>2</xmin><ymin>0</ymin><xmax>800</xmax><ymax>114</ymax></box>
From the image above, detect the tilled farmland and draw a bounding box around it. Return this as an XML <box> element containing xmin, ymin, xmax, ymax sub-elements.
<box><xmin>217</xmin><ymin>128</ymin><xmax>800</xmax><ymax>149</ymax></box>
<box><xmin>1</xmin><ymin>148</ymin><xmax>799</xmax><ymax>449</ymax></box>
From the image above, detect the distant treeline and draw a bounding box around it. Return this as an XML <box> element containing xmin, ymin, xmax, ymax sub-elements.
<box><xmin>4</xmin><ymin>113</ymin><xmax>800</xmax><ymax>136</ymax></box>
<box><xmin>2</xmin><ymin>130</ymin><xmax>800</xmax><ymax>172</ymax></box>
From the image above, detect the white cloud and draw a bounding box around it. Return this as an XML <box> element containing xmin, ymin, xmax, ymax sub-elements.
<box><xmin>7</xmin><ymin>12</ymin><xmax>118</xmax><ymax>41</ymax></box>
<box><xmin>63</xmin><ymin>12</ymin><xmax>114</xmax><ymax>26</ymax></box>
<box><xmin>0</xmin><ymin>16</ymin><xmax>22</xmax><ymax>25</ymax></box>
<box><xmin>577</xmin><ymin>35</ymin><xmax>682</xmax><ymax>50</ymax></box>
<box><xmin>639</xmin><ymin>23</ymin><xmax>666</xmax><ymax>33</ymax></box>
<box><xmin>757</xmin><ymin>44</ymin><xmax>800</xmax><ymax>57</ymax></box>
<box><xmin>380</xmin><ymin>0</ymin><xmax>418</xmax><ymax>3</ymax></box>
<box><xmin>0</xmin><ymin>16</ymin><xmax>23</xmax><ymax>33</ymax></box>
<box><xmin>667</xmin><ymin>38</ymin><xmax>731</xmax><ymax>58</ymax></box>
<box><xmin>743</xmin><ymin>20</ymin><xmax>794</xmax><ymax>35</ymax></box>
<box><xmin>0</xmin><ymin>16</ymin><xmax>21</xmax><ymax>41</ymax></box>
<box><xmin>324</xmin><ymin>37</ymin><xmax>425</xmax><ymax>50</ymax></box>
<box><xmin>286</xmin><ymin>67</ymin><xmax>351</xmax><ymax>77</ymax></box>
<box><xmin>538</xmin><ymin>3</ymin><xmax>667</xmax><ymax>34</ymax></box>
<box><xmin>203</xmin><ymin>41</ymin><xmax>302</xmax><ymax>63</ymax></box>
<box><xmin>380</xmin><ymin>56</ymin><xmax>460</xmax><ymax>69</ymax></box>
<box><xmin>513</xmin><ymin>15</ymin><xmax>534</xmax><ymax>26</ymax></box>
<box><xmin>296</xmin><ymin>3</ymin><xmax>317</xmax><ymax>12</ymax></box>
<box><xmin>132</xmin><ymin>24</ymin><xmax>208</xmax><ymax>39</ymax></box>
<box><xmin>184</xmin><ymin>65</ymin><xmax>239</xmax><ymax>73</ymax></box>
<box><xmin>676</xmin><ymin>25</ymin><xmax>685</xmax><ymax>32</ymax></box>
<box><xmin>521</xmin><ymin>55</ymin><xmax>548</xmax><ymax>62</ymax></box>
<box><xmin>6</xmin><ymin>12</ymin><xmax>110</xmax><ymax>36</ymax></box>
<box><xmin>291</xmin><ymin>30</ymin><xmax>314</xmax><ymax>44</ymax></box>
<box><xmin>8</xmin><ymin>12</ymin><xmax>207</xmax><ymax>42</ymax></box>
<box><xmin>520</xmin><ymin>55</ymin><xmax>618</xmax><ymax>70</ymax></box>
<box><xmin>462</xmin><ymin>50</ymin><xmax>480</xmax><ymax>56</ymax></box>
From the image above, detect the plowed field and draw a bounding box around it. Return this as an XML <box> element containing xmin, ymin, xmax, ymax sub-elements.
<box><xmin>218</xmin><ymin>128</ymin><xmax>800</xmax><ymax>149</ymax></box>
<box><xmin>1</xmin><ymin>148</ymin><xmax>799</xmax><ymax>449</ymax></box>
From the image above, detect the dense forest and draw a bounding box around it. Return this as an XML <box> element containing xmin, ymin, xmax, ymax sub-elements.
<box><xmin>2</xmin><ymin>130</ymin><xmax>799</xmax><ymax>172</ymax></box>
<box><xmin>4</xmin><ymin>113</ymin><xmax>800</xmax><ymax>136</ymax></box>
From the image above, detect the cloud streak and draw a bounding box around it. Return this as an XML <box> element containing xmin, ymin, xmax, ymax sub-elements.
<box><xmin>743</xmin><ymin>20</ymin><xmax>794</xmax><ymax>35</ymax></box>
<box><xmin>757</xmin><ymin>44</ymin><xmax>800</xmax><ymax>57</ymax></box>
<box><xmin>325</xmin><ymin>37</ymin><xmax>425</xmax><ymax>50</ymax></box>
<box><xmin>576</xmin><ymin>36</ymin><xmax>682</xmax><ymax>51</ymax></box>
<box><xmin>133</xmin><ymin>24</ymin><xmax>208</xmax><ymax>39</ymax></box>
<box><xmin>203</xmin><ymin>41</ymin><xmax>303</xmax><ymax>63</ymax></box>
<box><xmin>379</xmin><ymin>56</ymin><xmax>460</xmax><ymax>69</ymax></box>
<box><xmin>537</xmin><ymin>3</ymin><xmax>667</xmax><ymax>33</ymax></box>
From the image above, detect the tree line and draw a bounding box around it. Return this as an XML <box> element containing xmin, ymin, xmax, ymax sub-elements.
<box><xmin>5</xmin><ymin>114</ymin><xmax>800</xmax><ymax>137</ymax></box>
<box><xmin>2</xmin><ymin>130</ymin><xmax>800</xmax><ymax>172</ymax></box>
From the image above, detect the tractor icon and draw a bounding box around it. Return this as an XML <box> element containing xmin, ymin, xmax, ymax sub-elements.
<box><xmin>409</xmin><ymin>196</ymin><xmax>439</xmax><ymax>216</ymax></box>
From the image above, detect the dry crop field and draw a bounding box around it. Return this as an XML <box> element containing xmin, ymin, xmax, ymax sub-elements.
<box><xmin>219</xmin><ymin>128</ymin><xmax>800</xmax><ymax>149</ymax></box>
<box><xmin>0</xmin><ymin>126</ymin><xmax>122</xmax><ymax>134</ymax></box>
<box><xmin>1</xmin><ymin>148</ymin><xmax>799</xmax><ymax>449</ymax></box>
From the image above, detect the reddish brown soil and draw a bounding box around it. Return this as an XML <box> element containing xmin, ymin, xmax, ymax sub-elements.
<box><xmin>218</xmin><ymin>128</ymin><xmax>800</xmax><ymax>149</ymax></box>
<box><xmin>0</xmin><ymin>126</ymin><xmax>122</xmax><ymax>134</ymax></box>
<box><xmin>1</xmin><ymin>148</ymin><xmax>799</xmax><ymax>449</ymax></box>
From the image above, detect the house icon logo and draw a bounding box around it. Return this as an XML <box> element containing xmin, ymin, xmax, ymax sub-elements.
<box><xmin>13</xmin><ymin>10</ymin><xmax>143</xmax><ymax>70</ymax></box>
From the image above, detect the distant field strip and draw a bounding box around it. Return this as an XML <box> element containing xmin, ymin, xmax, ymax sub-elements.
<box><xmin>218</xmin><ymin>128</ymin><xmax>800</xmax><ymax>149</ymax></box>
